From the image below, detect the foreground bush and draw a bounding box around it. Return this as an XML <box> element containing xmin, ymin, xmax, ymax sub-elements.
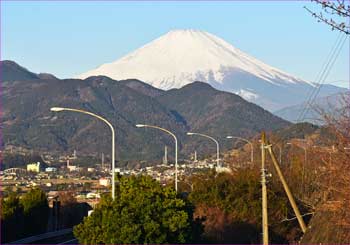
<box><xmin>1</xmin><ymin>188</ymin><xmax>49</xmax><ymax>242</ymax></box>
<box><xmin>74</xmin><ymin>175</ymin><xmax>202</xmax><ymax>244</ymax></box>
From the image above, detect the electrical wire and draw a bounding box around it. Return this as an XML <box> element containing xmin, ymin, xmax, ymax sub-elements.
<box><xmin>297</xmin><ymin>32</ymin><xmax>345</xmax><ymax>122</ymax></box>
<box><xmin>299</xmin><ymin>34</ymin><xmax>348</xmax><ymax>122</ymax></box>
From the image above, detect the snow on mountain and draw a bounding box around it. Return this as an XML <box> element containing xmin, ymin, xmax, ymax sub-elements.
<box><xmin>78</xmin><ymin>29</ymin><xmax>346</xmax><ymax>112</ymax></box>
<box><xmin>235</xmin><ymin>89</ymin><xmax>259</xmax><ymax>101</ymax></box>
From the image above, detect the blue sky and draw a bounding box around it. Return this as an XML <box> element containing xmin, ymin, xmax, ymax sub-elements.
<box><xmin>1</xmin><ymin>1</ymin><xmax>349</xmax><ymax>88</ymax></box>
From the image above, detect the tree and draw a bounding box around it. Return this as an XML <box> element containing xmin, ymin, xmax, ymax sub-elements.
<box><xmin>20</xmin><ymin>188</ymin><xmax>49</xmax><ymax>236</ymax></box>
<box><xmin>188</xmin><ymin>170</ymin><xmax>309</xmax><ymax>243</ymax></box>
<box><xmin>305</xmin><ymin>0</ymin><xmax>350</xmax><ymax>34</ymax></box>
<box><xmin>58</xmin><ymin>191</ymin><xmax>92</xmax><ymax>229</ymax></box>
<box><xmin>300</xmin><ymin>93</ymin><xmax>350</xmax><ymax>243</ymax></box>
<box><xmin>1</xmin><ymin>188</ymin><xmax>50</xmax><ymax>242</ymax></box>
<box><xmin>59</xmin><ymin>191</ymin><xmax>77</xmax><ymax>206</ymax></box>
<box><xmin>0</xmin><ymin>193</ymin><xmax>25</xmax><ymax>242</ymax></box>
<box><xmin>73</xmin><ymin>175</ymin><xmax>202</xmax><ymax>244</ymax></box>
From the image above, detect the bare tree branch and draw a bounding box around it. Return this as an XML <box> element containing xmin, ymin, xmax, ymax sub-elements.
<box><xmin>305</xmin><ymin>0</ymin><xmax>350</xmax><ymax>34</ymax></box>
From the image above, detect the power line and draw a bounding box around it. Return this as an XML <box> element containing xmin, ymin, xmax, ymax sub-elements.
<box><xmin>297</xmin><ymin>32</ymin><xmax>344</xmax><ymax>122</ymax></box>
<box><xmin>301</xmin><ymin>34</ymin><xmax>348</xmax><ymax>122</ymax></box>
<box><xmin>304</xmin><ymin>34</ymin><xmax>347</xmax><ymax>118</ymax></box>
<box><xmin>298</xmin><ymin>32</ymin><xmax>343</xmax><ymax>122</ymax></box>
<box><xmin>297</xmin><ymin>32</ymin><xmax>343</xmax><ymax>122</ymax></box>
<box><xmin>297</xmin><ymin>33</ymin><xmax>348</xmax><ymax>122</ymax></box>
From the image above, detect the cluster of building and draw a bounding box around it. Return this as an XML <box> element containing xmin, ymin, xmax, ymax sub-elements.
<box><xmin>1</xmin><ymin>146</ymin><xmax>234</xmax><ymax>205</ymax></box>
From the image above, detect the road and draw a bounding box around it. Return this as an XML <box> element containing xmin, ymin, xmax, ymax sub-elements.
<box><xmin>58</xmin><ymin>238</ymin><xmax>79</xmax><ymax>244</ymax></box>
<box><xmin>9</xmin><ymin>228</ymin><xmax>77</xmax><ymax>244</ymax></box>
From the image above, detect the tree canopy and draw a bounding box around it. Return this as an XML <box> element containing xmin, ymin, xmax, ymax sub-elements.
<box><xmin>1</xmin><ymin>188</ymin><xmax>49</xmax><ymax>242</ymax></box>
<box><xmin>187</xmin><ymin>169</ymin><xmax>309</xmax><ymax>243</ymax></box>
<box><xmin>73</xmin><ymin>175</ymin><xmax>202</xmax><ymax>244</ymax></box>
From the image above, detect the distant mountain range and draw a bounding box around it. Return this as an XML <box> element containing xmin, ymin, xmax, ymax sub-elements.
<box><xmin>274</xmin><ymin>92</ymin><xmax>349</xmax><ymax>124</ymax></box>
<box><xmin>1</xmin><ymin>60</ymin><xmax>290</xmax><ymax>164</ymax></box>
<box><xmin>78</xmin><ymin>29</ymin><xmax>346</xmax><ymax>112</ymax></box>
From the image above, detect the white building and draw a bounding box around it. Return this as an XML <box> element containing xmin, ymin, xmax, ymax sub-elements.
<box><xmin>45</xmin><ymin>167</ymin><xmax>57</xmax><ymax>172</ymax></box>
<box><xmin>87</xmin><ymin>192</ymin><xmax>101</xmax><ymax>199</ymax></box>
<box><xmin>99</xmin><ymin>177</ymin><xmax>110</xmax><ymax>187</ymax></box>
<box><xmin>66</xmin><ymin>159</ymin><xmax>78</xmax><ymax>172</ymax></box>
<box><xmin>215</xmin><ymin>166</ymin><xmax>232</xmax><ymax>173</ymax></box>
<box><xmin>27</xmin><ymin>162</ymin><xmax>41</xmax><ymax>172</ymax></box>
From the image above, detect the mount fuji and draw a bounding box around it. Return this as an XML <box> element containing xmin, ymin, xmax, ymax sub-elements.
<box><xmin>78</xmin><ymin>29</ymin><xmax>346</xmax><ymax>112</ymax></box>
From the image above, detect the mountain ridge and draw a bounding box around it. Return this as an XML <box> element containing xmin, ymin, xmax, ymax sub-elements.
<box><xmin>1</xmin><ymin>60</ymin><xmax>290</xmax><ymax>164</ymax></box>
<box><xmin>1</xmin><ymin>60</ymin><xmax>40</xmax><ymax>81</ymax></box>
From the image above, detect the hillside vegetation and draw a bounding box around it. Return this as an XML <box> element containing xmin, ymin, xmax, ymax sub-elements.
<box><xmin>1</xmin><ymin>61</ymin><xmax>289</xmax><ymax>165</ymax></box>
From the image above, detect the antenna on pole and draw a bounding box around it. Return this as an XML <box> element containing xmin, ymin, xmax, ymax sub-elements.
<box><xmin>163</xmin><ymin>146</ymin><xmax>168</xmax><ymax>164</ymax></box>
<box><xmin>101</xmin><ymin>153</ymin><xmax>104</xmax><ymax>170</ymax></box>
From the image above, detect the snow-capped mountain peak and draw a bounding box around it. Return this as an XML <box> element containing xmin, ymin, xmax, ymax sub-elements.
<box><xmin>79</xmin><ymin>29</ymin><xmax>305</xmax><ymax>87</ymax></box>
<box><xmin>78</xmin><ymin>29</ymin><xmax>344</xmax><ymax>112</ymax></box>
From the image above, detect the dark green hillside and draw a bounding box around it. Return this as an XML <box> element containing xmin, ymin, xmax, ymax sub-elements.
<box><xmin>1</xmin><ymin>61</ymin><xmax>291</xmax><ymax>165</ymax></box>
<box><xmin>157</xmin><ymin>82</ymin><xmax>291</xmax><ymax>154</ymax></box>
<box><xmin>273</xmin><ymin>122</ymin><xmax>319</xmax><ymax>141</ymax></box>
<box><xmin>119</xmin><ymin>79</ymin><xmax>164</xmax><ymax>97</ymax></box>
<box><xmin>2</xmin><ymin>75</ymin><xmax>187</xmax><ymax>162</ymax></box>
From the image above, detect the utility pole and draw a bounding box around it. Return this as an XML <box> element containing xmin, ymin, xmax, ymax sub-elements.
<box><xmin>194</xmin><ymin>151</ymin><xmax>197</xmax><ymax>162</ymax></box>
<box><xmin>261</xmin><ymin>132</ymin><xmax>269</xmax><ymax>245</ymax></box>
<box><xmin>265</xmin><ymin>142</ymin><xmax>307</xmax><ymax>233</ymax></box>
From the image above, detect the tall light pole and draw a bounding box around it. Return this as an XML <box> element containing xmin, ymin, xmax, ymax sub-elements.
<box><xmin>136</xmin><ymin>124</ymin><xmax>178</xmax><ymax>192</ymax></box>
<box><xmin>276</xmin><ymin>144</ymin><xmax>282</xmax><ymax>164</ymax></box>
<box><xmin>187</xmin><ymin>132</ymin><xmax>220</xmax><ymax>167</ymax></box>
<box><xmin>50</xmin><ymin>107</ymin><xmax>116</xmax><ymax>200</ymax></box>
<box><xmin>226</xmin><ymin>136</ymin><xmax>253</xmax><ymax>163</ymax></box>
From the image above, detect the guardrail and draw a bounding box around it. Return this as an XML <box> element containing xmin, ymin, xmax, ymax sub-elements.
<box><xmin>9</xmin><ymin>228</ymin><xmax>73</xmax><ymax>244</ymax></box>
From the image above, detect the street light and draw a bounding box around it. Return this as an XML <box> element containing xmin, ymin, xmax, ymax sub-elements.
<box><xmin>187</xmin><ymin>132</ymin><xmax>220</xmax><ymax>167</ymax></box>
<box><xmin>275</xmin><ymin>144</ymin><xmax>282</xmax><ymax>164</ymax></box>
<box><xmin>136</xmin><ymin>124</ymin><xmax>178</xmax><ymax>192</ymax></box>
<box><xmin>50</xmin><ymin>107</ymin><xmax>116</xmax><ymax>200</ymax></box>
<box><xmin>226</xmin><ymin>136</ymin><xmax>253</xmax><ymax>163</ymax></box>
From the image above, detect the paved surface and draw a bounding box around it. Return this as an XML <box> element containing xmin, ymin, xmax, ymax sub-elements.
<box><xmin>58</xmin><ymin>238</ymin><xmax>79</xmax><ymax>244</ymax></box>
<box><xmin>9</xmin><ymin>229</ymin><xmax>76</xmax><ymax>244</ymax></box>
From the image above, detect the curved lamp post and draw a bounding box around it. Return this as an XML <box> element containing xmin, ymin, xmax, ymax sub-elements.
<box><xmin>187</xmin><ymin>132</ymin><xmax>220</xmax><ymax>167</ymax></box>
<box><xmin>50</xmin><ymin>107</ymin><xmax>116</xmax><ymax>200</ymax></box>
<box><xmin>136</xmin><ymin>124</ymin><xmax>178</xmax><ymax>192</ymax></box>
<box><xmin>226</xmin><ymin>136</ymin><xmax>254</xmax><ymax>163</ymax></box>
